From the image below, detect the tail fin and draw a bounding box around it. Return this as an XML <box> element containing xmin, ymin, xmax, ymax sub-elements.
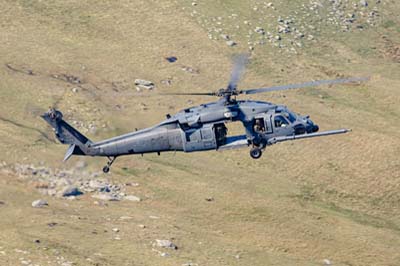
<box><xmin>41</xmin><ymin>108</ymin><xmax>92</xmax><ymax>161</ymax></box>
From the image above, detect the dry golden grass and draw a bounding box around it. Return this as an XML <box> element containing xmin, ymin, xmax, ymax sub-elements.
<box><xmin>0</xmin><ymin>1</ymin><xmax>399</xmax><ymax>265</ymax></box>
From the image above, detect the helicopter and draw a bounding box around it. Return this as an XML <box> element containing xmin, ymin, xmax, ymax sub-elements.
<box><xmin>42</xmin><ymin>55</ymin><xmax>367</xmax><ymax>173</ymax></box>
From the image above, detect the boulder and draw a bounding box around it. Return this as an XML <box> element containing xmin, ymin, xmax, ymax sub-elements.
<box><xmin>155</xmin><ymin>239</ymin><xmax>178</xmax><ymax>250</ymax></box>
<box><xmin>134</xmin><ymin>79</ymin><xmax>154</xmax><ymax>90</ymax></box>
<box><xmin>226</xmin><ymin>40</ymin><xmax>237</xmax><ymax>46</ymax></box>
<box><xmin>32</xmin><ymin>199</ymin><xmax>48</xmax><ymax>208</ymax></box>
<box><xmin>220</xmin><ymin>34</ymin><xmax>230</xmax><ymax>40</ymax></box>
<box><xmin>124</xmin><ymin>195</ymin><xmax>141</xmax><ymax>202</ymax></box>
<box><xmin>254</xmin><ymin>27</ymin><xmax>265</xmax><ymax>34</ymax></box>
<box><xmin>59</xmin><ymin>186</ymin><xmax>83</xmax><ymax>197</ymax></box>
<box><xmin>92</xmin><ymin>194</ymin><xmax>120</xmax><ymax>201</ymax></box>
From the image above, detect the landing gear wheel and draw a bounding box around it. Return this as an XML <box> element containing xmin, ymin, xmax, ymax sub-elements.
<box><xmin>250</xmin><ymin>147</ymin><xmax>262</xmax><ymax>159</ymax></box>
<box><xmin>102</xmin><ymin>166</ymin><xmax>110</xmax><ymax>173</ymax></box>
<box><xmin>102</xmin><ymin>156</ymin><xmax>117</xmax><ymax>174</ymax></box>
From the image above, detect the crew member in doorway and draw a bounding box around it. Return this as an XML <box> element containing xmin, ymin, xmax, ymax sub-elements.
<box><xmin>253</xmin><ymin>118</ymin><xmax>265</xmax><ymax>133</ymax></box>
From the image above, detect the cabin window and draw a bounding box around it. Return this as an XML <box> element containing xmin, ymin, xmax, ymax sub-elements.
<box><xmin>186</xmin><ymin>130</ymin><xmax>201</xmax><ymax>142</ymax></box>
<box><xmin>201</xmin><ymin>129</ymin><xmax>213</xmax><ymax>140</ymax></box>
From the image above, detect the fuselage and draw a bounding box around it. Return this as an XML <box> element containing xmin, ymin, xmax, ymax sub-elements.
<box><xmin>87</xmin><ymin>100</ymin><xmax>317</xmax><ymax>157</ymax></box>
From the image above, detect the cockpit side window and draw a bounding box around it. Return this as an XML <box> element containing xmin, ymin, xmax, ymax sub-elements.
<box><xmin>284</xmin><ymin>112</ymin><xmax>297</xmax><ymax>123</ymax></box>
<box><xmin>274</xmin><ymin>115</ymin><xmax>290</xmax><ymax>128</ymax></box>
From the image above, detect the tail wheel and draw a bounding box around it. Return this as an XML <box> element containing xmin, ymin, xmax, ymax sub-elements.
<box><xmin>250</xmin><ymin>147</ymin><xmax>262</xmax><ymax>159</ymax></box>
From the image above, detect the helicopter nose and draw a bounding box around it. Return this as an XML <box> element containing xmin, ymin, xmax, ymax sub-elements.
<box><xmin>304</xmin><ymin>118</ymin><xmax>318</xmax><ymax>133</ymax></box>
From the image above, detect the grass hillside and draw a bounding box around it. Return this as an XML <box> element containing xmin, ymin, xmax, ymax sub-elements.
<box><xmin>0</xmin><ymin>0</ymin><xmax>399</xmax><ymax>265</ymax></box>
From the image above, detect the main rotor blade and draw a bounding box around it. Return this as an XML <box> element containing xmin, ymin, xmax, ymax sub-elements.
<box><xmin>227</xmin><ymin>54</ymin><xmax>249</xmax><ymax>91</ymax></box>
<box><xmin>161</xmin><ymin>92</ymin><xmax>216</xmax><ymax>96</ymax></box>
<box><xmin>242</xmin><ymin>77</ymin><xmax>369</xmax><ymax>95</ymax></box>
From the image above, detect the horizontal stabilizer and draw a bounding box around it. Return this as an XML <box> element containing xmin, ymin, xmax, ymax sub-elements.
<box><xmin>64</xmin><ymin>144</ymin><xmax>76</xmax><ymax>161</ymax></box>
<box><xmin>64</xmin><ymin>144</ymin><xmax>86</xmax><ymax>161</ymax></box>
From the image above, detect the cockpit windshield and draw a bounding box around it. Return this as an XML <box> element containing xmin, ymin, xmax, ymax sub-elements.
<box><xmin>283</xmin><ymin>111</ymin><xmax>297</xmax><ymax>123</ymax></box>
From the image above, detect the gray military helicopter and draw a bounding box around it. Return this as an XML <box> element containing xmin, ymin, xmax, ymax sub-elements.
<box><xmin>42</xmin><ymin>56</ymin><xmax>367</xmax><ymax>173</ymax></box>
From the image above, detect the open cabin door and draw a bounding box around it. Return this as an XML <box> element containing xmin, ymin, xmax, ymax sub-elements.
<box><xmin>254</xmin><ymin>114</ymin><xmax>273</xmax><ymax>134</ymax></box>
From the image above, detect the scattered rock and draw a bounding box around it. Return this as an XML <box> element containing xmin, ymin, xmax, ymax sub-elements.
<box><xmin>254</xmin><ymin>27</ymin><xmax>265</xmax><ymax>34</ymax></box>
<box><xmin>138</xmin><ymin>224</ymin><xmax>146</xmax><ymax>229</ymax></box>
<box><xmin>119</xmin><ymin>216</ymin><xmax>133</xmax><ymax>220</ymax></box>
<box><xmin>125</xmin><ymin>182</ymin><xmax>139</xmax><ymax>187</ymax></box>
<box><xmin>155</xmin><ymin>239</ymin><xmax>178</xmax><ymax>250</ymax></box>
<box><xmin>124</xmin><ymin>195</ymin><xmax>141</xmax><ymax>202</ymax></box>
<box><xmin>32</xmin><ymin>199</ymin><xmax>48</xmax><ymax>208</ymax></box>
<box><xmin>47</xmin><ymin>222</ymin><xmax>58</xmax><ymax>227</ymax></box>
<box><xmin>161</xmin><ymin>79</ymin><xmax>172</xmax><ymax>86</ymax></box>
<box><xmin>165</xmin><ymin>56</ymin><xmax>178</xmax><ymax>63</ymax></box>
<box><xmin>92</xmin><ymin>194</ymin><xmax>120</xmax><ymax>201</ymax></box>
<box><xmin>59</xmin><ymin>186</ymin><xmax>83</xmax><ymax>197</ymax></box>
<box><xmin>87</xmin><ymin>180</ymin><xmax>108</xmax><ymax>192</ymax></box>
<box><xmin>0</xmin><ymin>201</ymin><xmax>5</xmax><ymax>206</ymax></box>
<box><xmin>323</xmin><ymin>259</ymin><xmax>332</xmax><ymax>265</ymax></box>
<box><xmin>134</xmin><ymin>79</ymin><xmax>155</xmax><ymax>90</ymax></box>
<box><xmin>205</xmin><ymin>197</ymin><xmax>214</xmax><ymax>202</ymax></box>
<box><xmin>183</xmin><ymin>0</ymin><xmax>380</xmax><ymax>54</ymax></box>
<box><xmin>112</xmin><ymin>228</ymin><xmax>120</xmax><ymax>233</ymax></box>
<box><xmin>226</xmin><ymin>40</ymin><xmax>237</xmax><ymax>46</ymax></box>
<box><xmin>220</xmin><ymin>34</ymin><xmax>230</xmax><ymax>40</ymax></box>
<box><xmin>52</xmin><ymin>73</ymin><xmax>82</xmax><ymax>84</ymax></box>
<box><xmin>181</xmin><ymin>66</ymin><xmax>199</xmax><ymax>74</ymax></box>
